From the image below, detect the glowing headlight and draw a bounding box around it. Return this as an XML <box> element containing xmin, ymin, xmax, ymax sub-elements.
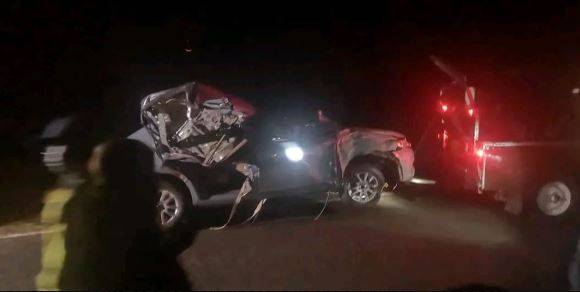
<box><xmin>284</xmin><ymin>145</ymin><xmax>304</xmax><ymax>162</ymax></box>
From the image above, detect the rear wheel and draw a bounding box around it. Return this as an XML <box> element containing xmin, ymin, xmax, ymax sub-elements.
<box><xmin>343</xmin><ymin>164</ymin><xmax>385</xmax><ymax>206</ymax></box>
<box><xmin>534</xmin><ymin>180</ymin><xmax>578</xmax><ymax>219</ymax></box>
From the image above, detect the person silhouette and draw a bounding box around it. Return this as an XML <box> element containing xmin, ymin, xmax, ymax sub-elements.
<box><xmin>59</xmin><ymin>139</ymin><xmax>192</xmax><ymax>289</ymax></box>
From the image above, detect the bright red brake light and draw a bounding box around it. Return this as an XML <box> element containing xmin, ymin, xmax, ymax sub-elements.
<box><xmin>396</xmin><ymin>139</ymin><xmax>411</xmax><ymax>150</ymax></box>
<box><xmin>441</xmin><ymin>104</ymin><xmax>449</xmax><ymax>112</ymax></box>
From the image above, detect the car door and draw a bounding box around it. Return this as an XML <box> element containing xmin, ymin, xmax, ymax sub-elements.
<box><xmin>250</xmin><ymin>112</ymin><xmax>338</xmax><ymax>197</ymax></box>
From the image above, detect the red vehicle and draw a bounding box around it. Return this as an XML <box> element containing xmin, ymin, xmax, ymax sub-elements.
<box><xmin>430</xmin><ymin>56</ymin><xmax>580</xmax><ymax>219</ymax></box>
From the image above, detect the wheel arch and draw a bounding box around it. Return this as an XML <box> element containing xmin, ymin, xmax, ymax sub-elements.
<box><xmin>156</xmin><ymin>167</ymin><xmax>199</xmax><ymax>205</ymax></box>
<box><xmin>343</xmin><ymin>154</ymin><xmax>400</xmax><ymax>188</ymax></box>
<box><xmin>523</xmin><ymin>163</ymin><xmax>580</xmax><ymax>198</ymax></box>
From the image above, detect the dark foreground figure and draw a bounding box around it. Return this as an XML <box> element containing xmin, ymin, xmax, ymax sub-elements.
<box><xmin>59</xmin><ymin>139</ymin><xmax>192</xmax><ymax>290</ymax></box>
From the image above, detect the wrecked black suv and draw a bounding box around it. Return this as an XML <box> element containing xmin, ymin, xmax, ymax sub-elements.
<box><xmin>128</xmin><ymin>82</ymin><xmax>415</xmax><ymax>229</ymax></box>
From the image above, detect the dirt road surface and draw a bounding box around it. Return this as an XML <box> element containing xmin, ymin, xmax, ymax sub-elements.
<box><xmin>0</xmin><ymin>192</ymin><xmax>575</xmax><ymax>290</ymax></box>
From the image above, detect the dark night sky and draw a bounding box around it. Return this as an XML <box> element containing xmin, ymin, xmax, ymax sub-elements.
<box><xmin>2</xmin><ymin>1</ymin><xmax>580</xmax><ymax>151</ymax></box>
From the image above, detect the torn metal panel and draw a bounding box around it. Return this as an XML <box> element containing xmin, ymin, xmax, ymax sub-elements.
<box><xmin>210</xmin><ymin>163</ymin><xmax>260</xmax><ymax>230</ymax></box>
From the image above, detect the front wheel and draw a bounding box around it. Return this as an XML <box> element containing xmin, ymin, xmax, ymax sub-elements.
<box><xmin>157</xmin><ymin>180</ymin><xmax>190</xmax><ymax>231</ymax></box>
<box><xmin>343</xmin><ymin>164</ymin><xmax>385</xmax><ymax>206</ymax></box>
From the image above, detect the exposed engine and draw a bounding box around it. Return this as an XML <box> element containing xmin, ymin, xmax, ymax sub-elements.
<box><xmin>178</xmin><ymin>98</ymin><xmax>247</xmax><ymax>166</ymax></box>
<box><xmin>140</xmin><ymin>82</ymin><xmax>249</xmax><ymax>167</ymax></box>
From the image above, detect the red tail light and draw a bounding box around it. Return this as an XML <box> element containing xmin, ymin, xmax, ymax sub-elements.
<box><xmin>396</xmin><ymin>139</ymin><xmax>411</xmax><ymax>150</ymax></box>
<box><xmin>441</xmin><ymin>104</ymin><xmax>449</xmax><ymax>112</ymax></box>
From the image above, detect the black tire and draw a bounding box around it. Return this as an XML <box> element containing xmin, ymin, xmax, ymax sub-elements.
<box><xmin>528</xmin><ymin>178</ymin><xmax>579</xmax><ymax>222</ymax></box>
<box><xmin>157</xmin><ymin>180</ymin><xmax>192</xmax><ymax>232</ymax></box>
<box><xmin>343</xmin><ymin>163</ymin><xmax>385</xmax><ymax>206</ymax></box>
